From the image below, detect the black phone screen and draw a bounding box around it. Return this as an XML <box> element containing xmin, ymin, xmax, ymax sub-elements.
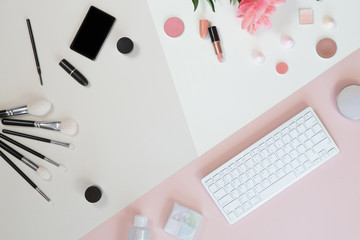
<box><xmin>70</xmin><ymin>6</ymin><xmax>115</xmax><ymax>60</ymax></box>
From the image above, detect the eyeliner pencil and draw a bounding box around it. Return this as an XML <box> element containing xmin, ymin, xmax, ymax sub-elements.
<box><xmin>0</xmin><ymin>150</ymin><xmax>51</xmax><ymax>202</ymax></box>
<box><xmin>26</xmin><ymin>18</ymin><xmax>43</xmax><ymax>85</ymax></box>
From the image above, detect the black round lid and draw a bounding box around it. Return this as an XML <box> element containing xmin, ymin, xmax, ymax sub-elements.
<box><xmin>117</xmin><ymin>37</ymin><xmax>134</xmax><ymax>54</ymax></box>
<box><xmin>85</xmin><ymin>186</ymin><xmax>102</xmax><ymax>203</ymax></box>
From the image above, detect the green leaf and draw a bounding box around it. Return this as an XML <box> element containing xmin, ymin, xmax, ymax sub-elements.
<box><xmin>230</xmin><ymin>0</ymin><xmax>232</xmax><ymax>3</ymax></box>
<box><xmin>237</xmin><ymin>0</ymin><xmax>242</xmax><ymax>3</ymax></box>
<box><xmin>192</xmin><ymin>0</ymin><xmax>199</xmax><ymax>11</ymax></box>
<box><xmin>206</xmin><ymin>0</ymin><xmax>215</xmax><ymax>12</ymax></box>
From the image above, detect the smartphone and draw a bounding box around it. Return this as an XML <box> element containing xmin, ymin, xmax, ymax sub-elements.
<box><xmin>70</xmin><ymin>6</ymin><xmax>116</xmax><ymax>60</ymax></box>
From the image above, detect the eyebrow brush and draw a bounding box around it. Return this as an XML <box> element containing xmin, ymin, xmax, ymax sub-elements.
<box><xmin>0</xmin><ymin>140</ymin><xmax>51</xmax><ymax>181</ymax></box>
<box><xmin>0</xmin><ymin>150</ymin><xmax>51</xmax><ymax>203</ymax></box>
<box><xmin>2</xmin><ymin>129</ymin><xmax>74</xmax><ymax>149</ymax></box>
<box><xmin>26</xmin><ymin>18</ymin><xmax>43</xmax><ymax>85</ymax></box>
<box><xmin>0</xmin><ymin>133</ymin><xmax>67</xmax><ymax>172</ymax></box>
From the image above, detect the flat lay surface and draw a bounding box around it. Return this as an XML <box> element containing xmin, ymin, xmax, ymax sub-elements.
<box><xmin>83</xmin><ymin>49</ymin><xmax>360</xmax><ymax>240</ymax></box>
<box><xmin>1</xmin><ymin>0</ymin><xmax>360</xmax><ymax>239</ymax></box>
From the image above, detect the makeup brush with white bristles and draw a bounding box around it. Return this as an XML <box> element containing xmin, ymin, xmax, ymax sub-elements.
<box><xmin>0</xmin><ymin>140</ymin><xmax>52</xmax><ymax>181</ymax></box>
<box><xmin>2</xmin><ymin>119</ymin><xmax>78</xmax><ymax>136</ymax></box>
<box><xmin>0</xmin><ymin>100</ymin><xmax>51</xmax><ymax>118</ymax></box>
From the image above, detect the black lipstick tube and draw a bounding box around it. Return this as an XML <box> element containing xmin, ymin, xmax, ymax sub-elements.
<box><xmin>59</xmin><ymin>59</ymin><xmax>89</xmax><ymax>86</ymax></box>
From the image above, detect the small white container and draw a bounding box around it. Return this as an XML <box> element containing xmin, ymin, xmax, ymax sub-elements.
<box><xmin>128</xmin><ymin>216</ymin><xmax>150</xmax><ymax>240</ymax></box>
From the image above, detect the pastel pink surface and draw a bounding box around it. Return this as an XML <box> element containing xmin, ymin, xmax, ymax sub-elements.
<box><xmin>82</xmin><ymin>50</ymin><xmax>360</xmax><ymax>240</ymax></box>
<box><xmin>164</xmin><ymin>17</ymin><xmax>184</xmax><ymax>38</ymax></box>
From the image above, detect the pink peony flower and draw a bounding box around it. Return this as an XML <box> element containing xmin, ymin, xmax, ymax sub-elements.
<box><xmin>236</xmin><ymin>0</ymin><xmax>286</xmax><ymax>34</ymax></box>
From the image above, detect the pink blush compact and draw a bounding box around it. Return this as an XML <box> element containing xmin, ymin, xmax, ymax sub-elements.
<box><xmin>164</xmin><ymin>17</ymin><xmax>184</xmax><ymax>38</ymax></box>
<box><xmin>276</xmin><ymin>62</ymin><xmax>288</xmax><ymax>74</ymax></box>
<box><xmin>316</xmin><ymin>38</ymin><xmax>337</xmax><ymax>59</ymax></box>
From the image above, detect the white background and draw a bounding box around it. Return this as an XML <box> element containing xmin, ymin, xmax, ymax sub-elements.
<box><xmin>147</xmin><ymin>0</ymin><xmax>360</xmax><ymax>155</ymax></box>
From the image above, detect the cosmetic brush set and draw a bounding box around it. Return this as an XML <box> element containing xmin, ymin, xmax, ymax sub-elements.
<box><xmin>0</xmin><ymin>100</ymin><xmax>78</xmax><ymax>203</ymax></box>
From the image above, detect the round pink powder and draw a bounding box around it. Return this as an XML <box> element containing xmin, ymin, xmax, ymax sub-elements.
<box><xmin>164</xmin><ymin>17</ymin><xmax>184</xmax><ymax>38</ymax></box>
<box><xmin>276</xmin><ymin>62</ymin><xmax>288</xmax><ymax>74</ymax></box>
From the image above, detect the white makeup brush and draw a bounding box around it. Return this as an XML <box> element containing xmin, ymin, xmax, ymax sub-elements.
<box><xmin>0</xmin><ymin>100</ymin><xmax>51</xmax><ymax>118</ymax></box>
<box><xmin>2</xmin><ymin>119</ymin><xmax>78</xmax><ymax>136</ymax></box>
<box><xmin>0</xmin><ymin>140</ymin><xmax>51</xmax><ymax>181</ymax></box>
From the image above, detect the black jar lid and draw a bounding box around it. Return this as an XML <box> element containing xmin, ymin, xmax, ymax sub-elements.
<box><xmin>117</xmin><ymin>37</ymin><xmax>134</xmax><ymax>54</ymax></box>
<box><xmin>85</xmin><ymin>186</ymin><xmax>102</xmax><ymax>203</ymax></box>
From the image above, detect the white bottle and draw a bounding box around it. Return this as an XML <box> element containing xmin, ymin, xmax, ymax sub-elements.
<box><xmin>128</xmin><ymin>216</ymin><xmax>150</xmax><ymax>240</ymax></box>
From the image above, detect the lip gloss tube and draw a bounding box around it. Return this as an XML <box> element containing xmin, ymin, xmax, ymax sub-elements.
<box><xmin>208</xmin><ymin>26</ymin><xmax>223</xmax><ymax>62</ymax></box>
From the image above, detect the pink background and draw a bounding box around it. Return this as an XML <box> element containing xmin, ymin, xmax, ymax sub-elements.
<box><xmin>82</xmin><ymin>49</ymin><xmax>360</xmax><ymax>240</ymax></box>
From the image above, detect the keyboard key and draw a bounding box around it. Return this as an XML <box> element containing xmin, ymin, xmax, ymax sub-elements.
<box><xmin>268</xmin><ymin>174</ymin><xmax>277</xmax><ymax>184</ymax></box>
<box><xmin>297</xmin><ymin>124</ymin><xmax>306</xmax><ymax>133</ymax></box>
<box><xmin>268</xmin><ymin>154</ymin><xmax>278</xmax><ymax>163</ymax></box>
<box><xmin>268</xmin><ymin>164</ymin><xmax>276</xmax><ymax>173</ymax></box>
<box><xmin>260</xmin><ymin>149</ymin><xmax>269</xmax><ymax>159</ymax></box>
<box><xmin>246</xmin><ymin>179</ymin><xmax>255</xmax><ymax>189</ymax></box>
<box><xmin>276</xmin><ymin>169</ymin><xmax>285</xmax><ymax>178</ymax></box>
<box><xmin>238</xmin><ymin>164</ymin><xmax>247</xmax><ymax>173</ymax></box>
<box><xmin>235</xmin><ymin>207</ymin><xmax>244</xmax><ymax>216</ymax></box>
<box><xmin>304</xmin><ymin>160</ymin><xmax>312</xmax><ymax>169</ymax></box>
<box><xmin>298</xmin><ymin>134</ymin><xmax>307</xmax><ymax>143</ymax></box>
<box><xmin>238</xmin><ymin>184</ymin><xmax>247</xmax><ymax>194</ymax></box>
<box><xmin>224</xmin><ymin>199</ymin><xmax>241</xmax><ymax>213</ymax></box>
<box><xmin>261</xmin><ymin>179</ymin><xmax>270</xmax><ymax>188</ymax></box>
<box><xmin>312</xmin><ymin>131</ymin><xmax>326</xmax><ymax>144</ymax></box>
<box><xmin>261</xmin><ymin>158</ymin><xmax>270</xmax><ymax>167</ymax></box>
<box><xmin>304</xmin><ymin>111</ymin><xmax>313</xmax><ymax>119</ymax></box>
<box><xmin>213</xmin><ymin>174</ymin><xmax>221</xmax><ymax>182</ymax></box>
<box><xmin>254</xmin><ymin>184</ymin><xmax>263</xmax><ymax>193</ymax></box>
<box><xmin>250</xmin><ymin>196</ymin><xmax>261</xmax><ymax>206</ymax></box>
<box><xmin>260</xmin><ymin>169</ymin><xmax>269</xmax><ymax>179</ymax></box>
<box><xmin>259</xmin><ymin>172</ymin><xmax>297</xmax><ymax>200</ymax></box>
<box><xmin>313</xmin><ymin>138</ymin><xmax>331</xmax><ymax>153</ymax></box>
<box><xmin>239</xmin><ymin>194</ymin><xmax>248</xmax><ymax>203</ymax></box>
<box><xmin>275</xmin><ymin>159</ymin><xmax>284</xmax><ymax>169</ymax></box>
<box><xmin>297</xmin><ymin>117</ymin><xmax>304</xmax><ymax>125</ymax></box>
<box><xmin>295</xmin><ymin>165</ymin><xmax>306</xmax><ymax>176</ymax></box>
<box><xmin>252</xmin><ymin>154</ymin><xmax>261</xmax><ymax>163</ymax></box>
<box><xmin>213</xmin><ymin>189</ymin><xmax>226</xmax><ymax>200</ymax></box>
<box><xmin>254</xmin><ymin>164</ymin><xmax>263</xmax><ymax>173</ymax></box>
<box><xmin>238</xmin><ymin>174</ymin><xmax>247</xmax><ymax>183</ymax></box>
<box><xmin>209</xmin><ymin>184</ymin><xmax>218</xmax><ymax>193</ymax></box>
<box><xmin>246</xmin><ymin>169</ymin><xmax>256</xmax><ymax>178</ymax></box>
<box><xmin>291</xmin><ymin>159</ymin><xmax>300</xmax><ymax>168</ymax></box>
<box><xmin>219</xmin><ymin>194</ymin><xmax>233</xmax><ymax>206</ymax></box>
<box><xmin>283</xmin><ymin>144</ymin><xmax>292</xmax><ymax>153</ymax></box>
<box><xmin>283</xmin><ymin>164</ymin><xmax>292</xmax><ymax>174</ymax></box>
<box><xmin>230</xmin><ymin>169</ymin><xmax>239</xmax><ymax>178</ymax></box>
<box><xmin>304</xmin><ymin>117</ymin><xmax>317</xmax><ymax>128</ymax></box>
<box><xmin>247</xmin><ymin>189</ymin><xmax>256</xmax><ymax>199</ymax></box>
<box><xmin>232</xmin><ymin>178</ymin><xmax>241</xmax><ymax>188</ymax></box>
<box><xmin>304</xmin><ymin>140</ymin><xmax>313</xmax><ymax>149</ymax></box>
<box><xmin>305</xmin><ymin>128</ymin><xmax>315</xmax><ymax>138</ymax></box>
<box><xmin>205</xmin><ymin>179</ymin><xmax>213</xmax><ymax>187</ymax></box>
<box><xmin>216</xmin><ymin>179</ymin><xmax>225</xmax><ymax>188</ymax></box>
<box><xmin>242</xmin><ymin>202</ymin><xmax>251</xmax><ymax>212</ymax></box>
<box><xmin>297</xmin><ymin>145</ymin><xmax>306</xmax><ymax>154</ymax></box>
<box><xmin>283</xmin><ymin>134</ymin><xmax>291</xmax><ymax>143</ymax></box>
<box><xmin>231</xmin><ymin>190</ymin><xmax>240</xmax><ymax>198</ymax></box>
<box><xmin>224</xmin><ymin>174</ymin><xmax>233</xmax><ymax>183</ymax></box>
<box><xmin>312</xmin><ymin>124</ymin><xmax>322</xmax><ymax>134</ymax></box>
<box><xmin>268</xmin><ymin>144</ymin><xmax>276</xmax><ymax>153</ymax></box>
<box><xmin>227</xmin><ymin>212</ymin><xmax>237</xmax><ymax>222</ymax></box>
<box><xmin>224</xmin><ymin>183</ymin><xmax>234</xmax><ymax>193</ymax></box>
<box><xmin>246</xmin><ymin>159</ymin><xmax>255</xmax><ymax>168</ymax></box>
<box><xmin>253</xmin><ymin>174</ymin><xmax>262</xmax><ymax>184</ymax></box>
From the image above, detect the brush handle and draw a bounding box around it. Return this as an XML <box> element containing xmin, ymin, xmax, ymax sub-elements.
<box><xmin>0</xmin><ymin>139</ymin><xmax>23</xmax><ymax>159</ymax></box>
<box><xmin>0</xmin><ymin>150</ymin><xmax>37</xmax><ymax>189</ymax></box>
<box><xmin>2</xmin><ymin>129</ymin><xmax>51</xmax><ymax>143</ymax></box>
<box><xmin>0</xmin><ymin>133</ymin><xmax>45</xmax><ymax>159</ymax></box>
<box><xmin>2</xmin><ymin>119</ymin><xmax>35</xmax><ymax>127</ymax></box>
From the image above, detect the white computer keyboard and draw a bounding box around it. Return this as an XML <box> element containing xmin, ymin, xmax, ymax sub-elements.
<box><xmin>201</xmin><ymin>107</ymin><xmax>339</xmax><ymax>224</ymax></box>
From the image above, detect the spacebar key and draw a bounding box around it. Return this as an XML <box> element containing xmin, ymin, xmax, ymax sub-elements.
<box><xmin>259</xmin><ymin>172</ymin><xmax>297</xmax><ymax>201</ymax></box>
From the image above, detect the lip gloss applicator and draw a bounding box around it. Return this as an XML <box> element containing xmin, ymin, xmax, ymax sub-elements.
<box><xmin>208</xmin><ymin>26</ymin><xmax>223</xmax><ymax>62</ymax></box>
